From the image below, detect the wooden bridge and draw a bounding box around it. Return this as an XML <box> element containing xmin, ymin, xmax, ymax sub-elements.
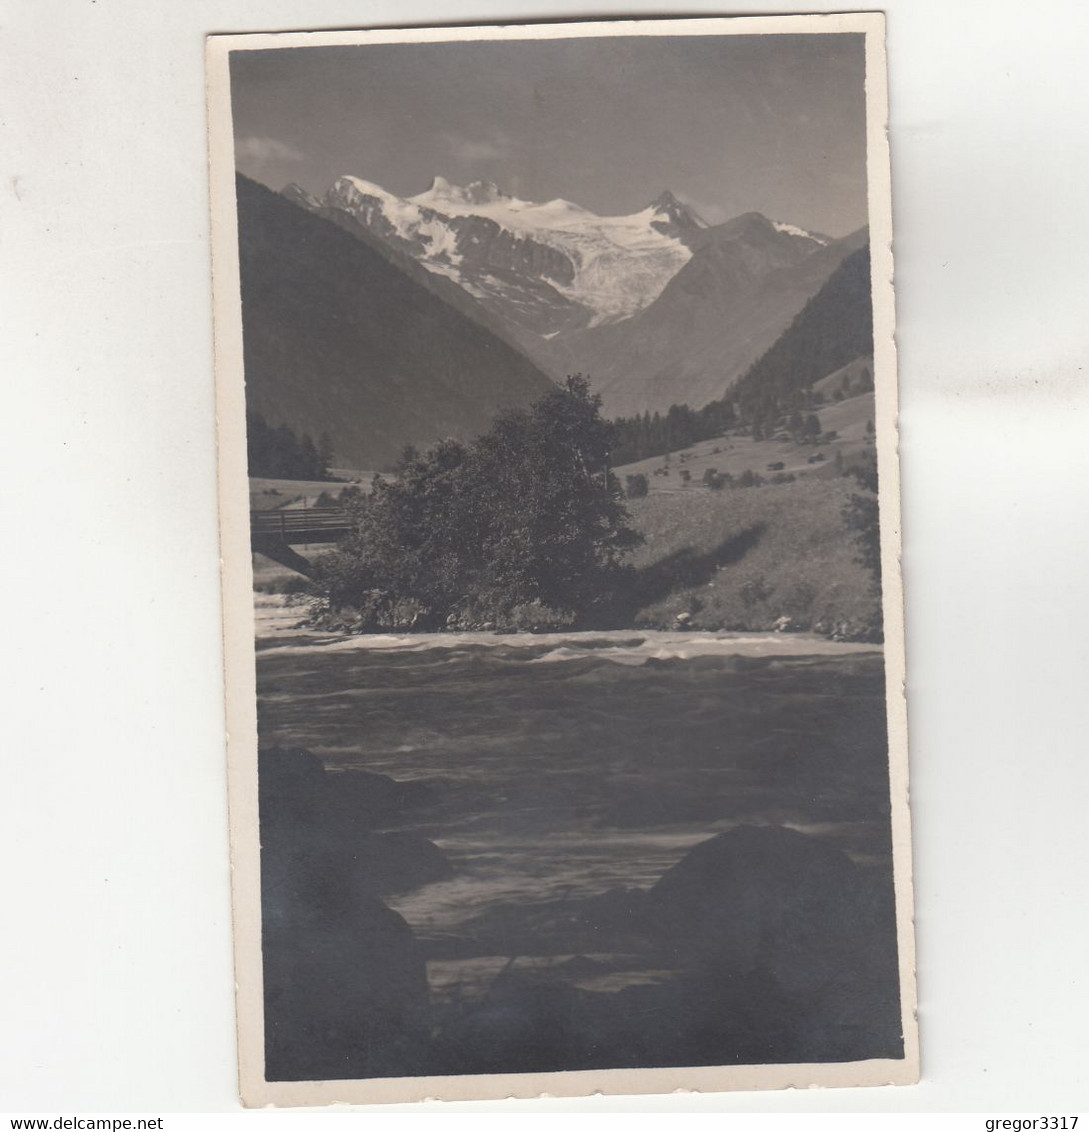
<box><xmin>251</xmin><ymin>507</ymin><xmax>351</xmax><ymax>576</ymax></box>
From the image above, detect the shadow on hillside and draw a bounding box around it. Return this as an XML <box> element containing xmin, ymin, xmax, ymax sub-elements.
<box><xmin>616</xmin><ymin>523</ymin><xmax>767</xmax><ymax>619</ymax></box>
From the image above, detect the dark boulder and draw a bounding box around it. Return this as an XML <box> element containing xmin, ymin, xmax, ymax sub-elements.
<box><xmin>324</xmin><ymin>767</ymin><xmax>436</xmax><ymax>827</ymax></box>
<box><xmin>257</xmin><ymin>746</ymin><xmax>328</xmax><ymax>834</ymax></box>
<box><xmin>649</xmin><ymin>825</ymin><xmax>861</xmax><ymax>974</ymax></box>
<box><xmin>429</xmin><ymin>968</ymin><xmax>613</xmax><ymax>1075</ymax></box>
<box><xmin>260</xmin><ymin>747</ymin><xmax>435</xmax><ymax>830</ymax></box>
<box><xmin>257</xmin><ymin>747</ymin><xmax>444</xmax><ymax>1080</ymax></box>
<box><xmin>263</xmin><ymin>881</ymin><xmax>430</xmax><ymax>1081</ymax></box>
<box><xmin>353</xmin><ymin>830</ymin><xmax>454</xmax><ymax>896</ymax></box>
<box><xmin>644</xmin><ymin>825</ymin><xmax>903</xmax><ymax>1061</ymax></box>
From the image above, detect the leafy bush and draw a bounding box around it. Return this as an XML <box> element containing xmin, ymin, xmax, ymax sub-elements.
<box><xmin>737</xmin><ymin>469</ymin><xmax>765</xmax><ymax>488</ymax></box>
<box><xmin>781</xmin><ymin>581</ymin><xmax>818</xmax><ymax>618</ymax></box>
<box><xmin>505</xmin><ymin>600</ymin><xmax>578</xmax><ymax>633</ymax></box>
<box><xmin>740</xmin><ymin>575</ymin><xmax>772</xmax><ymax>608</ymax></box>
<box><xmin>313</xmin><ymin>377</ymin><xmax>642</xmax><ymax>632</ymax></box>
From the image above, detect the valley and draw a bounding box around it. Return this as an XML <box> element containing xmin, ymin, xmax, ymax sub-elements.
<box><xmin>239</xmin><ymin>169</ymin><xmax>882</xmax><ymax>639</ymax></box>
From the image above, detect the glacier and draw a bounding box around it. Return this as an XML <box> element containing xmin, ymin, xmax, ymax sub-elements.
<box><xmin>324</xmin><ymin>174</ymin><xmax>696</xmax><ymax>327</ymax></box>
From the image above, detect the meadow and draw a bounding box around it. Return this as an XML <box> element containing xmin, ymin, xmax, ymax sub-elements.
<box><xmin>249</xmin><ymin>387</ymin><xmax>880</xmax><ymax>637</ymax></box>
<box><xmin>624</xmin><ymin>474</ymin><xmax>879</xmax><ymax>637</ymax></box>
<box><xmin>613</xmin><ymin>389</ymin><xmax>875</xmax><ymax>491</ymax></box>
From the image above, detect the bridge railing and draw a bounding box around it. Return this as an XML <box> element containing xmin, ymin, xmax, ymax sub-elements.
<box><xmin>250</xmin><ymin>507</ymin><xmax>351</xmax><ymax>540</ymax></box>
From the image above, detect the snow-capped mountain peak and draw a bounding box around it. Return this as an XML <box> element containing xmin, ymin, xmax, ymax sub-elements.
<box><xmin>310</xmin><ymin>173</ymin><xmax>699</xmax><ymax>329</ymax></box>
<box><xmin>646</xmin><ymin>190</ymin><xmax>708</xmax><ymax>237</ymax></box>
<box><xmin>409</xmin><ymin>178</ymin><xmax>598</xmax><ymax>231</ymax></box>
<box><xmin>288</xmin><ymin>172</ymin><xmax>829</xmax><ymax>345</ymax></box>
<box><xmin>424</xmin><ymin>173</ymin><xmax>453</xmax><ymax>196</ymax></box>
<box><xmin>413</xmin><ymin>175</ymin><xmax>511</xmax><ymax>210</ymax></box>
<box><xmin>771</xmin><ymin>219</ymin><xmax>830</xmax><ymax>246</ymax></box>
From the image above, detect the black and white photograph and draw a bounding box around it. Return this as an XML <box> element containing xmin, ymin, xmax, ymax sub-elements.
<box><xmin>13</xmin><ymin>0</ymin><xmax>1089</xmax><ymax>1117</ymax></box>
<box><xmin>206</xmin><ymin>15</ymin><xmax>916</xmax><ymax>1105</ymax></box>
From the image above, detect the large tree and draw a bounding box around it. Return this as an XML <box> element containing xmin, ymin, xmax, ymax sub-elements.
<box><xmin>317</xmin><ymin>376</ymin><xmax>641</xmax><ymax>629</ymax></box>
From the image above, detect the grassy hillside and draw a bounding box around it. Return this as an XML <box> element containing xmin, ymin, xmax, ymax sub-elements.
<box><xmin>813</xmin><ymin>355</ymin><xmax>874</xmax><ymax>398</ymax></box>
<box><xmin>251</xmin><ymin>474</ymin><xmax>881</xmax><ymax>638</ymax></box>
<box><xmin>615</xmin><ymin>390</ymin><xmax>875</xmax><ymax>492</ymax></box>
<box><xmin>624</xmin><ymin>476</ymin><xmax>879</xmax><ymax>638</ymax></box>
<box><xmin>251</xmin><ymin>429</ymin><xmax>882</xmax><ymax>640</ymax></box>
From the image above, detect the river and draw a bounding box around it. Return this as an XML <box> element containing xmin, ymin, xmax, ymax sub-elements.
<box><xmin>253</xmin><ymin>595</ymin><xmax>894</xmax><ymax>1007</ymax></box>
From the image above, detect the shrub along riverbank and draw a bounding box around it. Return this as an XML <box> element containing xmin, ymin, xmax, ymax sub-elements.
<box><xmin>279</xmin><ymin>468</ymin><xmax>881</xmax><ymax>641</ymax></box>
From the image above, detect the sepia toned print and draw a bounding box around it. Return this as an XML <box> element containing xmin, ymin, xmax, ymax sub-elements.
<box><xmin>207</xmin><ymin>14</ymin><xmax>916</xmax><ymax>1106</ymax></box>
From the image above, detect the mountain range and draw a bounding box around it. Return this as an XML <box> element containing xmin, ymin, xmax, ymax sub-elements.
<box><xmin>282</xmin><ymin>175</ymin><xmax>707</xmax><ymax>353</ymax></box>
<box><xmin>284</xmin><ymin>173</ymin><xmax>866</xmax><ymax>417</ymax></box>
<box><xmin>235</xmin><ymin>174</ymin><xmax>554</xmax><ymax>469</ymax></box>
<box><xmin>562</xmin><ymin>218</ymin><xmax>868</xmax><ymax>418</ymax></box>
<box><xmin>235</xmin><ymin>168</ymin><xmax>872</xmax><ymax>466</ymax></box>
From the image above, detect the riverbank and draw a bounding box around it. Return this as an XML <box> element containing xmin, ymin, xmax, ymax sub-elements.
<box><xmin>252</xmin><ymin>462</ymin><xmax>882</xmax><ymax>640</ymax></box>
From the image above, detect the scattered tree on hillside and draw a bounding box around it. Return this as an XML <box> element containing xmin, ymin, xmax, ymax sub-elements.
<box><xmin>315</xmin><ymin>376</ymin><xmax>643</xmax><ymax>631</ymax></box>
<box><xmin>247</xmin><ymin>411</ymin><xmax>334</xmax><ymax>480</ymax></box>
<box><xmin>604</xmin><ymin>247</ymin><xmax>873</xmax><ymax>473</ymax></box>
<box><xmin>609</xmin><ymin>398</ymin><xmax>737</xmax><ymax>466</ymax></box>
<box><xmin>625</xmin><ymin>473</ymin><xmax>649</xmax><ymax>499</ymax></box>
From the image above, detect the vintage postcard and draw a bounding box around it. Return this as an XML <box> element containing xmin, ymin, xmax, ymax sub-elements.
<box><xmin>207</xmin><ymin>14</ymin><xmax>916</xmax><ymax>1106</ymax></box>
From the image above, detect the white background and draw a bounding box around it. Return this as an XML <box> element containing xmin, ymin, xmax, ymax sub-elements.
<box><xmin>3</xmin><ymin>0</ymin><xmax>1088</xmax><ymax>1114</ymax></box>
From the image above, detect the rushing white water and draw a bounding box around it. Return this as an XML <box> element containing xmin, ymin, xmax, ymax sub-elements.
<box><xmin>254</xmin><ymin>597</ymin><xmax>879</xmax><ymax>662</ymax></box>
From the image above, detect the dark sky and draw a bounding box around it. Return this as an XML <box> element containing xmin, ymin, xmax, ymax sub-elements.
<box><xmin>230</xmin><ymin>32</ymin><xmax>869</xmax><ymax>237</ymax></box>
